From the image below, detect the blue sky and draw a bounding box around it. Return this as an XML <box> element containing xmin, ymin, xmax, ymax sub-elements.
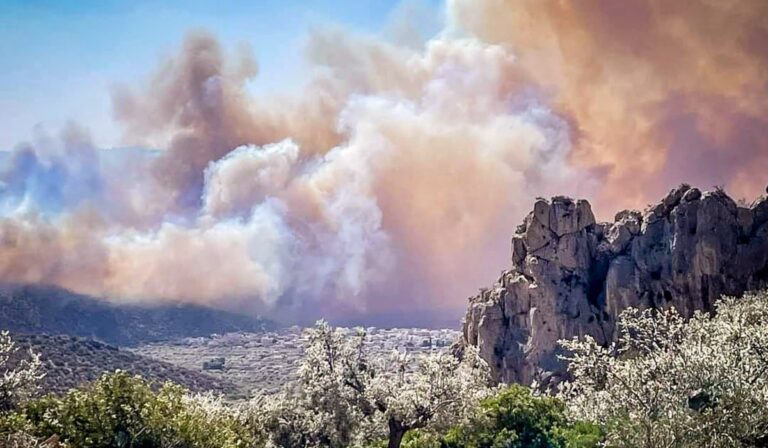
<box><xmin>0</xmin><ymin>0</ymin><xmax>442</xmax><ymax>150</ymax></box>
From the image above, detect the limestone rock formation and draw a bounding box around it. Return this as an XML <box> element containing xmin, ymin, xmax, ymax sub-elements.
<box><xmin>462</xmin><ymin>185</ymin><xmax>768</xmax><ymax>385</ymax></box>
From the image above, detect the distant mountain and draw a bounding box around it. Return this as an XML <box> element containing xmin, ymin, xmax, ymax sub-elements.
<box><xmin>8</xmin><ymin>333</ymin><xmax>242</xmax><ymax>397</ymax></box>
<box><xmin>0</xmin><ymin>284</ymin><xmax>276</xmax><ymax>346</ymax></box>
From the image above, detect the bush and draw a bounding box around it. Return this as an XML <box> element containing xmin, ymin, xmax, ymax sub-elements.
<box><xmin>442</xmin><ymin>385</ymin><xmax>601</xmax><ymax>448</ymax></box>
<box><xmin>12</xmin><ymin>371</ymin><xmax>258</xmax><ymax>448</ymax></box>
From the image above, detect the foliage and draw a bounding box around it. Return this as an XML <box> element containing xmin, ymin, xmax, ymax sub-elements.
<box><xmin>11</xmin><ymin>371</ymin><xmax>258</xmax><ymax>448</ymax></box>
<box><xmin>442</xmin><ymin>385</ymin><xmax>601</xmax><ymax>448</ymax></box>
<box><xmin>256</xmin><ymin>322</ymin><xmax>367</xmax><ymax>447</ymax></box>
<box><xmin>361</xmin><ymin>344</ymin><xmax>492</xmax><ymax>446</ymax></box>
<box><xmin>262</xmin><ymin>321</ymin><xmax>491</xmax><ymax>448</ymax></box>
<box><xmin>559</xmin><ymin>291</ymin><xmax>768</xmax><ymax>448</ymax></box>
<box><xmin>0</xmin><ymin>322</ymin><xmax>595</xmax><ymax>448</ymax></box>
<box><xmin>0</xmin><ymin>331</ymin><xmax>43</xmax><ymax>414</ymax></box>
<box><xmin>0</xmin><ymin>324</ymin><xmax>489</xmax><ymax>448</ymax></box>
<box><xmin>363</xmin><ymin>430</ymin><xmax>442</xmax><ymax>448</ymax></box>
<box><xmin>552</xmin><ymin>421</ymin><xmax>603</xmax><ymax>448</ymax></box>
<box><xmin>8</xmin><ymin>292</ymin><xmax>768</xmax><ymax>448</ymax></box>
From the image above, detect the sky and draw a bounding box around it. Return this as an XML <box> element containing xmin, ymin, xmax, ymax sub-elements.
<box><xmin>0</xmin><ymin>0</ymin><xmax>441</xmax><ymax>150</ymax></box>
<box><xmin>0</xmin><ymin>0</ymin><xmax>766</xmax><ymax>327</ymax></box>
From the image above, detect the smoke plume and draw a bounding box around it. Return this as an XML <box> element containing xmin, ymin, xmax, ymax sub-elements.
<box><xmin>449</xmin><ymin>0</ymin><xmax>768</xmax><ymax>209</ymax></box>
<box><xmin>0</xmin><ymin>2</ymin><xmax>765</xmax><ymax>325</ymax></box>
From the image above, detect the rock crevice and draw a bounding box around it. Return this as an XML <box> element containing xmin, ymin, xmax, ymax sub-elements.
<box><xmin>462</xmin><ymin>185</ymin><xmax>768</xmax><ymax>385</ymax></box>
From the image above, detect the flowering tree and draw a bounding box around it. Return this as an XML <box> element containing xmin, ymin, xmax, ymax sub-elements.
<box><xmin>361</xmin><ymin>347</ymin><xmax>491</xmax><ymax>448</ymax></box>
<box><xmin>558</xmin><ymin>291</ymin><xmax>768</xmax><ymax>448</ymax></box>
<box><xmin>0</xmin><ymin>331</ymin><xmax>43</xmax><ymax>414</ymax></box>
<box><xmin>262</xmin><ymin>321</ymin><xmax>491</xmax><ymax>448</ymax></box>
<box><xmin>259</xmin><ymin>321</ymin><xmax>363</xmax><ymax>447</ymax></box>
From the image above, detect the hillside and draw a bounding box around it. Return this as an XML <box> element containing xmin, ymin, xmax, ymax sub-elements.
<box><xmin>462</xmin><ymin>185</ymin><xmax>768</xmax><ymax>385</ymax></box>
<box><xmin>8</xmin><ymin>333</ymin><xmax>241</xmax><ymax>397</ymax></box>
<box><xmin>0</xmin><ymin>284</ymin><xmax>275</xmax><ymax>346</ymax></box>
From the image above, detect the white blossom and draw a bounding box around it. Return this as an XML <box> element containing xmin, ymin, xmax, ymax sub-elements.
<box><xmin>558</xmin><ymin>291</ymin><xmax>768</xmax><ymax>448</ymax></box>
<box><xmin>0</xmin><ymin>331</ymin><xmax>43</xmax><ymax>414</ymax></box>
<box><xmin>256</xmin><ymin>320</ymin><xmax>491</xmax><ymax>448</ymax></box>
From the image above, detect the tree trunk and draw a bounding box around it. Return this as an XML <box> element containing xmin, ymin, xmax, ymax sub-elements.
<box><xmin>387</xmin><ymin>419</ymin><xmax>406</xmax><ymax>448</ymax></box>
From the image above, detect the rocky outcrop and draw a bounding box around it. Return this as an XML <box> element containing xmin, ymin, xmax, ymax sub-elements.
<box><xmin>462</xmin><ymin>185</ymin><xmax>768</xmax><ymax>386</ymax></box>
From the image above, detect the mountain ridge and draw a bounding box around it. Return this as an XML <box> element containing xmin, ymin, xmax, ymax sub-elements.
<box><xmin>0</xmin><ymin>283</ymin><xmax>275</xmax><ymax>346</ymax></box>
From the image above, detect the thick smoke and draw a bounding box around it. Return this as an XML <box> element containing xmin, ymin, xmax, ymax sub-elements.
<box><xmin>0</xmin><ymin>2</ymin><xmax>765</xmax><ymax>324</ymax></box>
<box><xmin>449</xmin><ymin>0</ymin><xmax>768</xmax><ymax>211</ymax></box>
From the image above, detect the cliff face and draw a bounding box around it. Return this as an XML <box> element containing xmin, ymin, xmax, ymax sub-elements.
<box><xmin>462</xmin><ymin>185</ymin><xmax>768</xmax><ymax>385</ymax></box>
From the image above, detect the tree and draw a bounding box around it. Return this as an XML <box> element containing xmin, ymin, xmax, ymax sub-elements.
<box><xmin>19</xmin><ymin>371</ymin><xmax>258</xmax><ymax>448</ymax></box>
<box><xmin>362</xmin><ymin>346</ymin><xmax>491</xmax><ymax>448</ymax></box>
<box><xmin>264</xmin><ymin>321</ymin><xmax>491</xmax><ymax>448</ymax></box>
<box><xmin>259</xmin><ymin>321</ymin><xmax>365</xmax><ymax>447</ymax></box>
<box><xmin>442</xmin><ymin>385</ymin><xmax>601</xmax><ymax>448</ymax></box>
<box><xmin>0</xmin><ymin>331</ymin><xmax>43</xmax><ymax>414</ymax></box>
<box><xmin>558</xmin><ymin>291</ymin><xmax>768</xmax><ymax>448</ymax></box>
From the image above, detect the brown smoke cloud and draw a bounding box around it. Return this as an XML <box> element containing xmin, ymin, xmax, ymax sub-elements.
<box><xmin>449</xmin><ymin>0</ymin><xmax>768</xmax><ymax>213</ymax></box>
<box><xmin>113</xmin><ymin>31</ymin><xmax>346</xmax><ymax>212</ymax></box>
<box><xmin>0</xmin><ymin>2</ymin><xmax>766</xmax><ymax>325</ymax></box>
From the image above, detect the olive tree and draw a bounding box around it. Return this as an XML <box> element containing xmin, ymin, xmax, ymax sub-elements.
<box><xmin>0</xmin><ymin>331</ymin><xmax>43</xmax><ymax>414</ymax></box>
<box><xmin>263</xmin><ymin>321</ymin><xmax>490</xmax><ymax>448</ymax></box>
<box><xmin>259</xmin><ymin>321</ymin><xmax>363</xmax><ymax>447</ymax></box>
<box><xmin>360</xmin><ymin>346</ymin><xmax>491</xmax><ymax>448</ymax></box>
<box><xmin>558</xmin><ymin>291</ymin><xmax>768</xmax><ymax>448</ymax></box>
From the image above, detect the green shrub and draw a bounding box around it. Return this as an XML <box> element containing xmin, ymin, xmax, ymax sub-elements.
<box><xmin>442</xmin><ymin>385</ymin><xmax>601</xmax><ymax>448</ymax></box>
<box><xmin>14</xmin><ymin>371</ymin><xmax>258</xmax><ymax>448</ymax></box>
<box><xmin>553</xmin><ymin>421</ymin><xmax>603</xmax><ymax>448</ymax></box>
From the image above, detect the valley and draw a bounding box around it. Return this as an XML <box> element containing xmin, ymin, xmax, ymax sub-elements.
<box><xmin>131</xmin><ymin>327</ymin><xmax>461</xmax><ymax>396</ymax></box>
